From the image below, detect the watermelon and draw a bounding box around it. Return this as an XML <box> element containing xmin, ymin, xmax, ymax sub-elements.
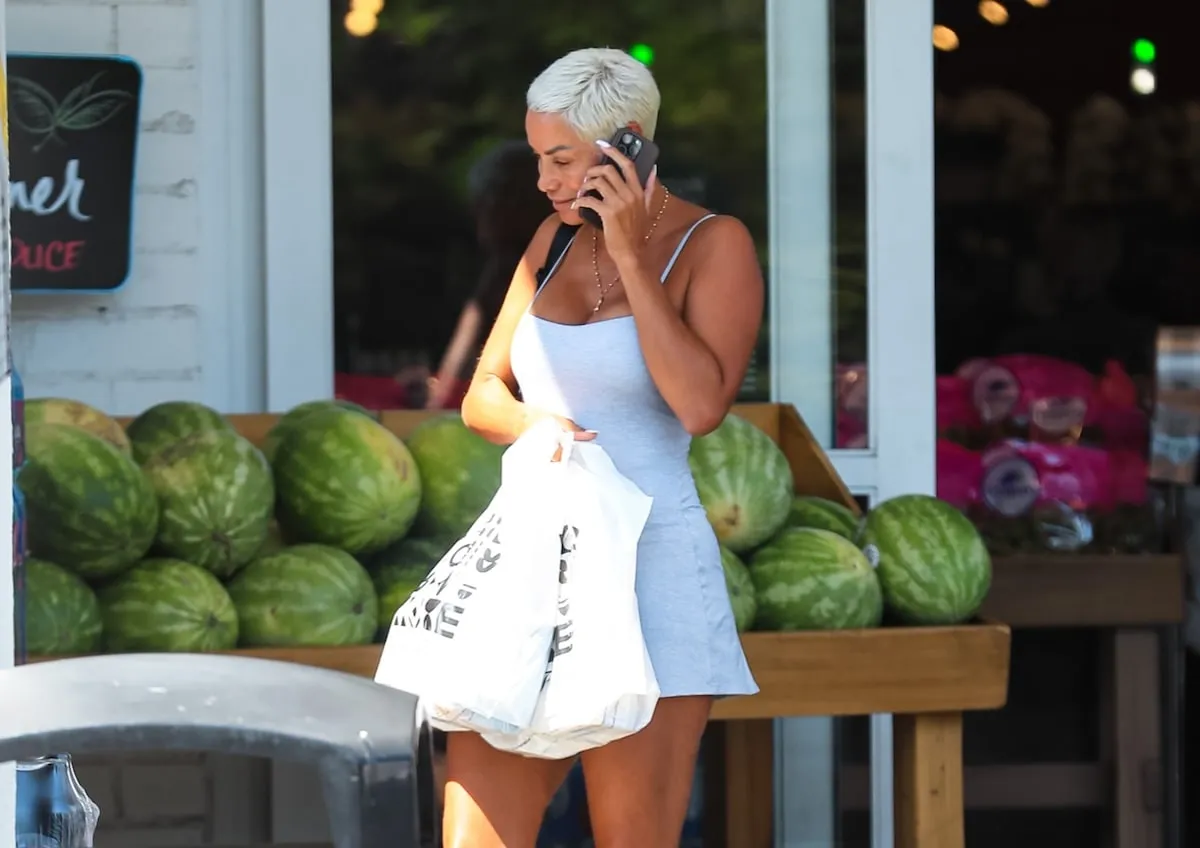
<box><xmin>142</xmin><ymin>430</ymin><xmax>275</xmax><ymax>578</ymax></box>
<box><xmin>227</xmin><ymin>544</ymin><xmax>379</xmax><ymax>647</ymax></box>
<box><xmin>720</xmin><ymin>546</ymin><xmax>757</xmax><ymax>633</ymax></box>
<box><xmin>857</xmin><ymin>494</ymin><xmax>992</xmax><ymax>625</ymax></box>
<box><xmin>787</xmin><ymin>496</ymin><xmax>860</xmax><ymax>539</ymax></box>
<box><xmin>688</xmin><ymin>413</ymin><xmax>794</xmax><ymax>553</ymax></box>
<box><xmin>126</xmin><ymin>400</ymin><xmax>234</xmax><ymax>465</ymax></box>
<box><xmin>25</xmin><ymin>397</ymin><xmax>130</xmax><ymax>453</ymax></box>
<box><xmin>24</xmin><ymin>557</ymin><xmax>103</xmax><ymax>656</ymax></box>
<box><xmin>20</xmin><ymin>424</ymin><xmax>159</xmax><ymax>581</ymax></box>
<box><xmin>272</xmin><ymin>408</ymin><xmax>422</xmax><ymax>555</ymax></box>
<box><xmin>405</xmin><ymin>414</ymin><xmax>503</xmax><ymax>538</ymax></box>
<box><xmin>97</xmin><ymin>558</ymin><xmax>239</xmax><ymax>652</ymax></box>
<box><xmin>749</xmin><ymin>527</ymin><xmax>883</xmax><ymax>630</ymax></box>
<box><xmin>259</xmin><ymin>520</ymin><xmax>288</xmax><ymax>557</ymax></box>
<box><xmin>369</xmin><ymin>536</ymin><xmax>447</xmax><ymax>629</ymax></box>
<box><xmin>262</xmin><ymin>399</ymin><xmax>374</xmax><ymax>463</ymax></box>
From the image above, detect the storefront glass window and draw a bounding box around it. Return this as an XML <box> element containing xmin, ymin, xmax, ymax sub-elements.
<box><xmin>329</xmin><ymin>0</ymin><xmax>867</xmax><ymax>445</ymax></box>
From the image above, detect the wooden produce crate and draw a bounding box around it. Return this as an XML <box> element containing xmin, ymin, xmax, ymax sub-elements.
<box><xmin>212</xmin><ymin>402</ymin><xmax>1011</xmax><ymax>848</ymax></box>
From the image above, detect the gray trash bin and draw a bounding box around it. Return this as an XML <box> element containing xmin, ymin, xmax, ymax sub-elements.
<box><xmin>0</xmin><ymin>653</ymin><xmax>436</xmax><ymax>848</ymax></box>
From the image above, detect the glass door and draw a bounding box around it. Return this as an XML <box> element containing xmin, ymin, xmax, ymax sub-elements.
<box><xmin>766</xmin><ymin>0</ymin><xmax>935</xmax><ymax>845</ymax></box>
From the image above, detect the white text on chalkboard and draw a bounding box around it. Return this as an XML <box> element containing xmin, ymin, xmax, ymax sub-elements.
<box><xmin>10</xmin><ymin>158</ymin><xmax>90</xmax><ymax>222</ymax></box>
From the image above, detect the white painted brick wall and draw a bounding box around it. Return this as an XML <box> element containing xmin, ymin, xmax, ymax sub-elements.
<box><xmin>8</xmin><ymin>0</ymin><xmax>203</xmax><ymax>415</ymax></box>
<box><xmin>6</xmin><ymin>3</ymin><xmax>270</xmax><ymax>846</ymax></box>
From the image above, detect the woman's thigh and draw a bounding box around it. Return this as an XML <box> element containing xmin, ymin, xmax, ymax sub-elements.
<box><xmin>443</xmin><ymin>731</ymin><xmax>576</xmax><ymax>848</ymax></box>
<box><xmin>580</xmin><ymin>696</ymin><xmax>713</xmax><ymax>848</ymax></box>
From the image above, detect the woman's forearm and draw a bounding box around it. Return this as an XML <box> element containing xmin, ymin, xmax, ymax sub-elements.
<box><xmin>461</xmin><ymin>374</ymin><xmax>533</xmax><ymax>445</ymax></box>
<box><xmin>619</xmin><ymin>256</ymin><xmax>728</xmax><ymax>435</ymax></box>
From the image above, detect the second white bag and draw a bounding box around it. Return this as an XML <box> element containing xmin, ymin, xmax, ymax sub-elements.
<box><xmin>483</xmin><ymin>439</ymin><xmax>659</xmax><ymax>759</ymax></box>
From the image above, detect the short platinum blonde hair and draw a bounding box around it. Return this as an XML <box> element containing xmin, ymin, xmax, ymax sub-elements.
<box><xmin>526</xmin><ymin>48</ymin><xmax>661</xmax><ymax>144</ymax></box>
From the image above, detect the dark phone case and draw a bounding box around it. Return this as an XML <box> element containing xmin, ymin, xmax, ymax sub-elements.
<box><xmin>579</xmin><ymin>129</ymin><xmax>660</xmax><ymax>228</ymax></box>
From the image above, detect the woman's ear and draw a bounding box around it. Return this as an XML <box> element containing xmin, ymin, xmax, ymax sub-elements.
<box><xmin>627</xmin><ymin>121</ymin><xmax>644</xmax><ymax>136</ymax></box>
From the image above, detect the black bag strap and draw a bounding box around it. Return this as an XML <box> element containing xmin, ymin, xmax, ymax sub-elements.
<box><xmin>535</xmin><ymin>223</ymin><xmax>579</xmax><ymax>290</ymax></box>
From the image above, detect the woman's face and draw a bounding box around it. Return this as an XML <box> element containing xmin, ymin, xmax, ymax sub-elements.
<box><xmin>525</xmin><ymin>110</ymin><xmax>599</xmax><ymax>226</ymax></box>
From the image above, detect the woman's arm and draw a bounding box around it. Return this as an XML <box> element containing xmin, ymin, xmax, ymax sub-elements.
<box><xmin>460</xmin><ymin>215</ymin><xmax>595</xmax><ymax>445</ymax></box>
<box><xmin>618</xmin><ymin>217</ymin><xmax>764</xmax><ymax>435</ymax></box>
<box><xmin>574</xmin><ymin>141</ymin><xmax>764</xmax><ymax>436</ymax></box>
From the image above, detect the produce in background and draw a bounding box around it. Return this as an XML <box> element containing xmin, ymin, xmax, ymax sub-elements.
<box><xmin>786</xmin><ymin>495</ymin><xmax>859</xmax><ymax>539</ymax></box>
<box><xmin>142</xmin><ymin>430</ymin><xmax>275</xmax><ymax>578</ymax></box>
<box><xmin>405</xmin><ymin>414</ymin><xmax>503</xmax><ymax>539</ymax></box>
<box><xmin>272</xmin><ymin>407</ymin><xmax>422</xmax><ymax>555</ymax></box>
<box><xmin>719</xmin><ymin>546</ymin><xmax>757</xmax><ymax>633</ymax></box>
<box><xmin>20</xmin><ymin>423</ymin><xmax>159</xmax><ymax>581</ymax></box>
<box><xmin>98</xmin><ymin>558</ymin><xmax>239</xmax><ymax>652</ymax></box>
<box><xmin>858</xmin><ymin>493</ymin><xmax>992</xmax><ymax>625</ymax></box>
<box><xmin>24</xmin><ymin>557</ymin><xmax>103</xmax><ymax>656</ymax></box>
<box><xmin>227</xmin><ymin>544</ymin><xmax>379</xmax><ymax>647</ymax></box>
<box><xmin>25</xmin><ymin>397</ymin><xmax>131</xmax><ymax>453</ymax></box>
<box><xmin>749</xmin><ymin>527</ymin><xmax>883</xmax><ymax>631</ymax></box>
<box><xmin>688</xmin><ymin>413</ymin><xmax>793</xmax><ymax>553</ymax></box>
<box><xmin>125</xmin><ymin>400</ymin><xmax>235</xmax><ymax>465</ymax></box>
<box><xmin>261</xmin><ymin>398</ymin><xmax>374</xmax><ymax>463</ymax></box>
<box><xmin>368</xmin><ymin>536</ymin><xmax>448</xmax><ymax>634</ymax></box>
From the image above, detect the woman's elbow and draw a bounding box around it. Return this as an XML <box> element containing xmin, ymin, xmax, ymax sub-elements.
<box><xmin>680</xmin><ymin>402</ymin><xmax>728</xmax><ymax>437</ymax></box>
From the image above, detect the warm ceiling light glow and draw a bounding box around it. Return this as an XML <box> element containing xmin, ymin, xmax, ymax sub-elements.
<box><xmin>345</xmin><ymin>9</ymin><xmax>377</xmax><ymax>36</ymax></box>
<box><xmin>979</xmin><ymin>0</ymin><xmax>1009</xmax><ymax>25</ymax></box>
<box><xmin>1025</xmin><ymin>0</ymin><xmax>1049</xmax><ymax>7</ymax></box>
<box><xmin>933</xmin><ymin>25</ymin><xmax>960</xmax><ymax>51</ymax></box>
<box><xmin>352</xmin><ymin>0</ymin><xmax>384</xmax><ymax>12</ymax></box>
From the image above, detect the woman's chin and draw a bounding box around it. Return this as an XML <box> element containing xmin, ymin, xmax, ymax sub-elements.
<box><xmin>553</xmin><ymin>204</ymin><xmax>584</xmax><ymax>226</ymax></box>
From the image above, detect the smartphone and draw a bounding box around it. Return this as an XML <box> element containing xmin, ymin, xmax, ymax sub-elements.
<box><xmin>579</xmin><ymin>127</ymin><xmax>661</xmax><ymax>228</ymax></box>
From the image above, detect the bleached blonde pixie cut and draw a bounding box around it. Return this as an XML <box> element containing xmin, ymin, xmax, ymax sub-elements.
<box><xmin>526</xmin><ymin>47</ymin><xmax>661</xmax><ymax>145</ymax></box>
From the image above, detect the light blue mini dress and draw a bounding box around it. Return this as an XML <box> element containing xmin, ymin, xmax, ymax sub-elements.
<box><xmin>509</xmin><ymin>215</ymin><xmax>759</xmax><ymax>699</ymax></box>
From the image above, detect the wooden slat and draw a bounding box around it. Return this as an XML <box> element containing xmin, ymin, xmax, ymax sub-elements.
<box><xmin>778</xmin><ymin>403</ymin><xmax>860</xmax><ymax>512</ymax></box>
<box><xmin>213</xmin><ymin>623</ymin><xmax>1011</xmax><ymax>720</ymax></box>
<box><xmin>981</xmin><ymin>554</ymin><xmax>1184</xmax><ymax>628</ymax></box>
<box><xmin>894</xmin><ymin>712</ymin><xmax>965</xmax><ymax>848</ymax></box>
<box><xmin>723</xmin><ymin>719</ymin><xmax>774</xmax><ymax>848</ymax></box>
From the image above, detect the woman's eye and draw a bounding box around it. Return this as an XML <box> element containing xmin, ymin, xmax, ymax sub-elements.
<box><xmin>553</xmin><ymin>160</ymin><xmax>571</xmax><ymax>168</ymax></box>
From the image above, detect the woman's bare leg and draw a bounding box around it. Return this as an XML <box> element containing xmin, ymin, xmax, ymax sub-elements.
<box><xmin>580</xmin><ymin>696</ymin><xmax>713</xmax><ymax>847</ymax></box>
<box><xmin>443</xmin><ymin>731</ymin><xmax>576</xmax><ymax>848</ymax></box>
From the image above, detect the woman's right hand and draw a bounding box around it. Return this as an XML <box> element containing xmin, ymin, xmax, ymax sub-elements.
<box><xmin>521</xmin><ymin>406</ymin><xmax>596</xmax><ymax>441</ymax></box>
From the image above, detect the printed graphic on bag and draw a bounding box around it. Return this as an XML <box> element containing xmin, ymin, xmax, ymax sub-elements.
<box><xmin>543</xmin><ymin>524</ymin><xmax>579</xmax><ymax>689</ymax></box>
<box><xmin>392</xmin><ymin>512</ymin><xmax>504</xmax><ymax>637</ymax></box>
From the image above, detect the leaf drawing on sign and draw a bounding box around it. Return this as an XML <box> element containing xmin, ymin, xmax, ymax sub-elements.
<box><xmin>8</xmin><ymin>72</ymin><xmax>133</xmax><ymax>152</ymax></box>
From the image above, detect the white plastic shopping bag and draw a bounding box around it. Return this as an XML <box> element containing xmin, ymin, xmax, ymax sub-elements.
<box><xmin>374</xmin><ymin>420</ymin><xmax>566</xmax><ymax>734</ymax></box>
<box><xmin>483</xmin><ymin>438</ymin><xmax>659</xmax><ymax>759</ymax></box>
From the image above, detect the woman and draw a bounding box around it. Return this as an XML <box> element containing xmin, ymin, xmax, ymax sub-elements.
<box><xmin>452</xmin><ymin>47</ymin><xmax>764</xmax><ymax>847</ymax></box>
<box><xmin>426</xmin><ymin>140</ymin><xmax>550</xmax><ymax>409</ymax></box>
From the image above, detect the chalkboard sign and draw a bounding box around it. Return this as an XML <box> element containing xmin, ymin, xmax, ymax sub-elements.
<box><xmin>7</xmin><ymin>53</ymin><xmax>142</xmax><ymax>293</ymax></box>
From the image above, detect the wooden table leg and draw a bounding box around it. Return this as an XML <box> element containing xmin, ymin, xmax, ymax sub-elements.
<box><xmin>724</xmin><ymin>718</ymin><xmax>774</xmax><ymax>848</ymax></box>
<box><xmin>894</xmin><ymin>711</ymin><xmax>965</xmax><ymax>848</ymax></box>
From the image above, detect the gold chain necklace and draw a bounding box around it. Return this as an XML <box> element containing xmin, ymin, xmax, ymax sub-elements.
<box><xmin>590</xmin><ymin>186</ymin><xmax>671</xmax><ymax>314</ymax></box>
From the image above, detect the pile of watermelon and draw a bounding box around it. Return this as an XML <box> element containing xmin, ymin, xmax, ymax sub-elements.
<box><xmin>19</xmin><ymin>397</ymin><xmax>501</xmax><ymax>656</ymax></box>
<box><xmin>688</xmin><ymin>413</ymin><xmax>993</xmax><ymax>633</ymax></box>
<box><xmin>20</xmin><ymin>396</ymin><xmax>994</xmax><ymax>658</ymax></box>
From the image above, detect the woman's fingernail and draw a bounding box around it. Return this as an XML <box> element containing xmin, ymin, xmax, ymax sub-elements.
<box><xmin>595</xmin><ymin>139</ymin><xmax>611</xmax><ymax>148</ymax></box>
<box><xmin>569</xmin><ymin>200</ymin><xmax>577</xmax><ymax>210</ymax></box>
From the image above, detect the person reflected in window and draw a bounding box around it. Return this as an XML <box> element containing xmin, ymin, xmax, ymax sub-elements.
<box><xmin>425</xmin><ymin>140</ymin><xmax>551</xmax><ymax>409</ymax></box>
<box><xmin>447</xmin><ymin>48</ymin><xmax>764</xmax><ymax>847</ymax></box>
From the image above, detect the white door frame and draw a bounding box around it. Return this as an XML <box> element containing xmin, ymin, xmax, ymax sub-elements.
<box><xmin>768</xmin><ymin>0</ymin><xmax>935</xmax><ymax>845</ymax></box>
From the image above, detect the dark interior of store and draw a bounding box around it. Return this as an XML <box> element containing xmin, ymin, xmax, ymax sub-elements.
<box><xmin>330</xmin><ymin>0</ymin><xmax>1199</xmax><ymax>844</ymax></box>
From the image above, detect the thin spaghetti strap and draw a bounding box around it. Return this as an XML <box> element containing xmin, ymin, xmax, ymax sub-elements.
<box><xmin>660</xmin><ymin>213</ymin><xmax>718</xmax><ymax>283</ymax></box>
